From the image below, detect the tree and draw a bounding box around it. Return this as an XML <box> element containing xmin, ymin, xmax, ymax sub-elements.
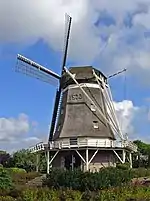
<box><xmin>11</xmin><ymin>149</ymin><xmax>36</xmax><ymax>172</ymax></box>
<box><xmin>0</xmin><ymin>150</ymin><xmax>12</xmax><ymax>168</ymax></box>
<box><xmin>11</xmin><ymin>149</ymin><xmax>47</xmax><ymax>172</ymax></box>
<box><xmin>133</xmin><ymin>140</ymin><xmax>150</xmax><ymax>168</ymax></box>
<box><xmin>133</xmin><ymin>140</ymin><xmax>150</xmax><ymax>155</ymax></box>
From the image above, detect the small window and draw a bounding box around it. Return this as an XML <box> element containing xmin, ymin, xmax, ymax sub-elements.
<box><xmin>61</xmin><ymin>109</ymin><xmax>64</xmax><ymax>115</ymax></box>
<box><xmin>57</xmin><ymin>125</ymin><xmax>61</xmax><ymax>131</ymax></box>
<box><xmin>70</xmin><ymin>137</ymin><xmax>77</xmax><ymax>145</ymax></box>
<box><xmin>93</xmin><ymin>121</ymin><xmax>99</xmax><ymax>129</ymax></box>
<box><xmin>91</xmin><ymin>104</ymin><xmax>96</xmax><ymax>111</ymax></box>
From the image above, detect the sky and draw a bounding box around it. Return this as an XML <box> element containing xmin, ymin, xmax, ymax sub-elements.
<box><xmin>1</xmin><ymin>0</ymin><xmax>150</xmax><ymax>152</ymax></box>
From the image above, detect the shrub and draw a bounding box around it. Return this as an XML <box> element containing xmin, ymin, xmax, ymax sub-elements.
<box><xmin>116</xmin><ymin>162</ymin><xmax>130</xmax><ymax>170</ymax></box>
<box><xmin>0</xmin><ymin>164</ymin><xmax>3</xmax><ymax>168</ymax></box>
<box><xmin>7</xmin><ymin>167</ymin><xmax>26</xmax><ymax>174</ymax></box>
<box><xmin>131</xmin><ymin>168</ymin><xmax>150</xmax><ymax>178</ymax></box>
<box><xmin>0</xmin><ymin>169</ymin><xmax>12</xmax><ymax>190</ymax></box>
<box><xmin>0</xmin><ymin>196</ymin><xmax>15</xmax><ymax>201</ymax></box>
<box><xmin>44</xmin><ymin>168</ymin><xmax>133</xmax><ymax>191</ymax></box>
<box><xmin>44</xmin><ymin>168</ymin><xmax>82</xmax><ymax>190</ymax></box>
<box><xmin>44</xmin><ymin>167</ymin><xmax>150</xmax><ymax>191</ymax></box>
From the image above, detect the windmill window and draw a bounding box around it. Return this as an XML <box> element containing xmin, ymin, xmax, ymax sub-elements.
<box><xmin>91</xmin><ymin>104</ymin><xmax>96</xmax><ymax>111</ymax></box>
<box><xmin>93</xmin><ymin>121</ymin><xmax>99</xmax><ymax>129</ymax></box>
<box><xmin>57</xmin><ymin>125</ymin><xmax>61</xmax><ymax>131</ymax></box>
<box><xmin>61</xmin><ymin>108</ymin><xmax>64</xmax><ymax>115</ymax></box>
<box><xmin>70</xmin><ymin>137</ymin><xmax>77</xmax><ymax>145</ymax></box>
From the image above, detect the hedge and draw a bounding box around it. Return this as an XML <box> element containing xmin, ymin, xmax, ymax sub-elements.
<box><xmin>43</xmin><ymin>167</ymin><xmax>134</xmax><ymax>191</ymax></box>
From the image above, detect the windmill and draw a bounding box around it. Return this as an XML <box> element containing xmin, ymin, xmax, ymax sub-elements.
<box><xmin>16</xmin><ymin>14</ymin><xmax>137</xmax><ymax>173</ymax></box>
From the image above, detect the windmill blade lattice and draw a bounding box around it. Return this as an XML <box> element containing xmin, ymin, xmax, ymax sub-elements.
<box><xmin>16</xmin><ymin>54</ymin><xmax>60</xmax><ymax>86</ymax></box>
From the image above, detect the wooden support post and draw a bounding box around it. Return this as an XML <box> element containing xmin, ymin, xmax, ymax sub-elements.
<box><xmin>86</xmin><ymin>149</ymin><xmax>89</xmax><ymax>171</ymax></box>
<box><xmin>47</xmin><ymin>151</ymin><xmax>50</xmax><ymax>174</ymax></box>
<box><xmin>129</xmin><ymin>152</ymin><xmax>132</xmax><ymax>168</ymax></box>
<box><xmin>122</xmin><ymin>149</ymin><xmax>126</xmax><ymax>163</ymax></box>
<box><xmin>36</xmin><ymin>154</ymin><xmax>39</xmax><ymax>172</ymax></box>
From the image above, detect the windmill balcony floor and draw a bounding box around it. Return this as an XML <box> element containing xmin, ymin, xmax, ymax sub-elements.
<box><xmin>29</xmin><ymin>138</ymin><xmax>137</xmax><ymax>153</ymax></box>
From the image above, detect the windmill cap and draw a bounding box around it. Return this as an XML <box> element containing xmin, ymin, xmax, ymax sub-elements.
<box><xmin>61</xmin><ymin>66</ymin><xmax>107</xmax><ymax>89</ymax></box>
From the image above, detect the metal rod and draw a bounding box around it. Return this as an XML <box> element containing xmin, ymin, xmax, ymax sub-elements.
<box><xmin>93</xmin><ymin>70</ymin><xmax>124</xmax><ymax>140</ymax></box>
<box><xmin>17</xmin><ymin>54</ymin><xmax>60</xmax><ymax>80</ymax></box>
<box><xmin>108</xmin><ymin>68</ymin><xmax>127</xmax><ymax>79</ymax></box>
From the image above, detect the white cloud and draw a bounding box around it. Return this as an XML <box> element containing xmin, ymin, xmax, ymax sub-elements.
<box><xmin>1</xmin><ymin>0</ymin><xmax>150</xmax><ymax>67</ymax></box>
<box><xmin>0</xmin><ymin>0</ymin><xmax>102</xmax><ymax>63</ymax></box>
<box><xmin>1</xmin><ymin>1</ymin><xmax>150</xmax><ymax>146</ymax></box>
<box><xmin>0</xmin><ymin>103</ymin><xmax>149</xmax><ymax>152</ymax></box>
<box><xmin>0</xmin><ymin>113</ymin><xmax>47</xmax><ymax>152</ymax></box>
<box><xmin>112</xmin><ymin>99</ymin><xmax>150</xmax><ymax>142</ymax></box>
<box><xmin>0</xmin><ymin>113</ymin><xmax>30</xmax><ymax>141</ymax></box>
<box><xmin>114</xmin><ymin>100</ymin><xmax>139</xmax><ymax>137</ymax></box>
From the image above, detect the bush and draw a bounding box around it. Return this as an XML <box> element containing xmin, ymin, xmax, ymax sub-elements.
<box><xmin>0</xmin><ymin>196</ymin><xmax>15</xmax><ymax>201</ymax></box>
<box><xmin>44</xmin><ymin>168</ymin><xmax>133</xmax><ymax>191</ymax></box>
<box><xmin>44</xmin><ymin>167</ymin><xmax>150</xmax><ymax>191</ymax></box>
<box><xmin>0</xmin><ymin>169</ymin><xmax>12</xmax><ymax>190</ymax></box>
<box><xmin>116</xmin><ymin>162</ymin><xmax>130</xmax><ymax>170</ymax></box>
<box><xmin>7</xmin><ymin>167</ymin><xmax>26</xmax><ymax>174</ymax></box>
<box><xmin>0</xmin><ymin>164</ymin><xmax>3</xmax><ymax>168</ymax></box>
<box><xmin>131</xmin><ymin>168</ymin><xmax>150</xmax><ymax>178</ymax></box>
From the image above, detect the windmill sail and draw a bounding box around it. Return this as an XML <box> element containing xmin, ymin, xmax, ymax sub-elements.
<box><xmin>49</xmin><ymin>14</ymin><xmax>72</xmax><ymax>141</ymax></box>
<box><xmin>16</xmin><ymin>54</ymin><xmax>60</xmax><ymax>86</ymax></box>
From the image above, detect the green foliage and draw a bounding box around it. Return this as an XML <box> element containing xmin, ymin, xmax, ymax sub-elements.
<box><xmin>0</xmin><ymin>151</ymin><xmax>12</xmax><ymax>168</ymax></box>
<box><xmin>134</xmin><ymin>140</ymin><xmax>150</xmax><ymax>155</ymax></box>
<box><xmin>1</xmin><ymin>186</ymin><xmax>150</xmax><ymax>201</ymax></box>
<box><xmin>131</xmin><ymin>168</ymin><xmax>150</xmax><ymax>178</ymax></box>
<box><xmin>44</xmin><ymin>168</ymin><xmax>133</xmax><ymax>191</ymax></box>
<box><xmin>11</xmin><ymin>171</ymin><xmax>41</xmax><ymax>186</ymax></box>
<box><xmin>116</xmin><ymin>162</ymin><xmax>130</xmax><ymax>170</ymax></box>
<box><xmin>11</xmin><ymin>149</ymin><xmax>36</xmax><ymax>172</ymax></box>
<box><xmin>0</xmin><ymin>164</ymin><xmax>3</xmax><ymax>168</ymax></box>
<box><xmin>0</xmin><ymin>196</ymin><xmax>15</xmax><ymax>201</ymax></box>
<box><xmin>0</xmin><ymin>169</ymin><xmax>12</xmax><ymax>190</ymax></box>
<box><xmin>7</xmin><ymin>167</ymin><xmax>26</xmax><ymax>174</ymax></box>
<box><xmin>132</xmin><ymin>140</ymin><xmax>150</xmax><ymax>168</ymax></box>
<box><xmin>10</xmin><ymin>149</ymin><xmax>47</xmax><ymax>173</ymax></box>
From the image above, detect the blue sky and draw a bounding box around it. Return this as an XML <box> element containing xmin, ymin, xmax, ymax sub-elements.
<box><xmin>1</xmin><ymin>0</ymin><xmax>150</xmax><ymax>151</ymax></box>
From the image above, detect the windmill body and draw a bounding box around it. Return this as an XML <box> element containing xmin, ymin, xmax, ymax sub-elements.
<box><xmin>50</xmin><ymin>66</ymin><xmax>116</xmax><ymax>171</ymax></box>
<box><xmin>53</xmin><ymin>67</ymin><xmax>114</xmax><ymax>140</ymax></box>
<box><xmin>16</xmin><ymin>14</ymin><xmax>137</xmax><ymax>173</ymax></box>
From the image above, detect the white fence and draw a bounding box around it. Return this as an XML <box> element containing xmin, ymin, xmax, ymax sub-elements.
<box><xmin>29</xmin><ymin>138</ymin><xmax>137</xmax><ymax>153</ymax></box>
